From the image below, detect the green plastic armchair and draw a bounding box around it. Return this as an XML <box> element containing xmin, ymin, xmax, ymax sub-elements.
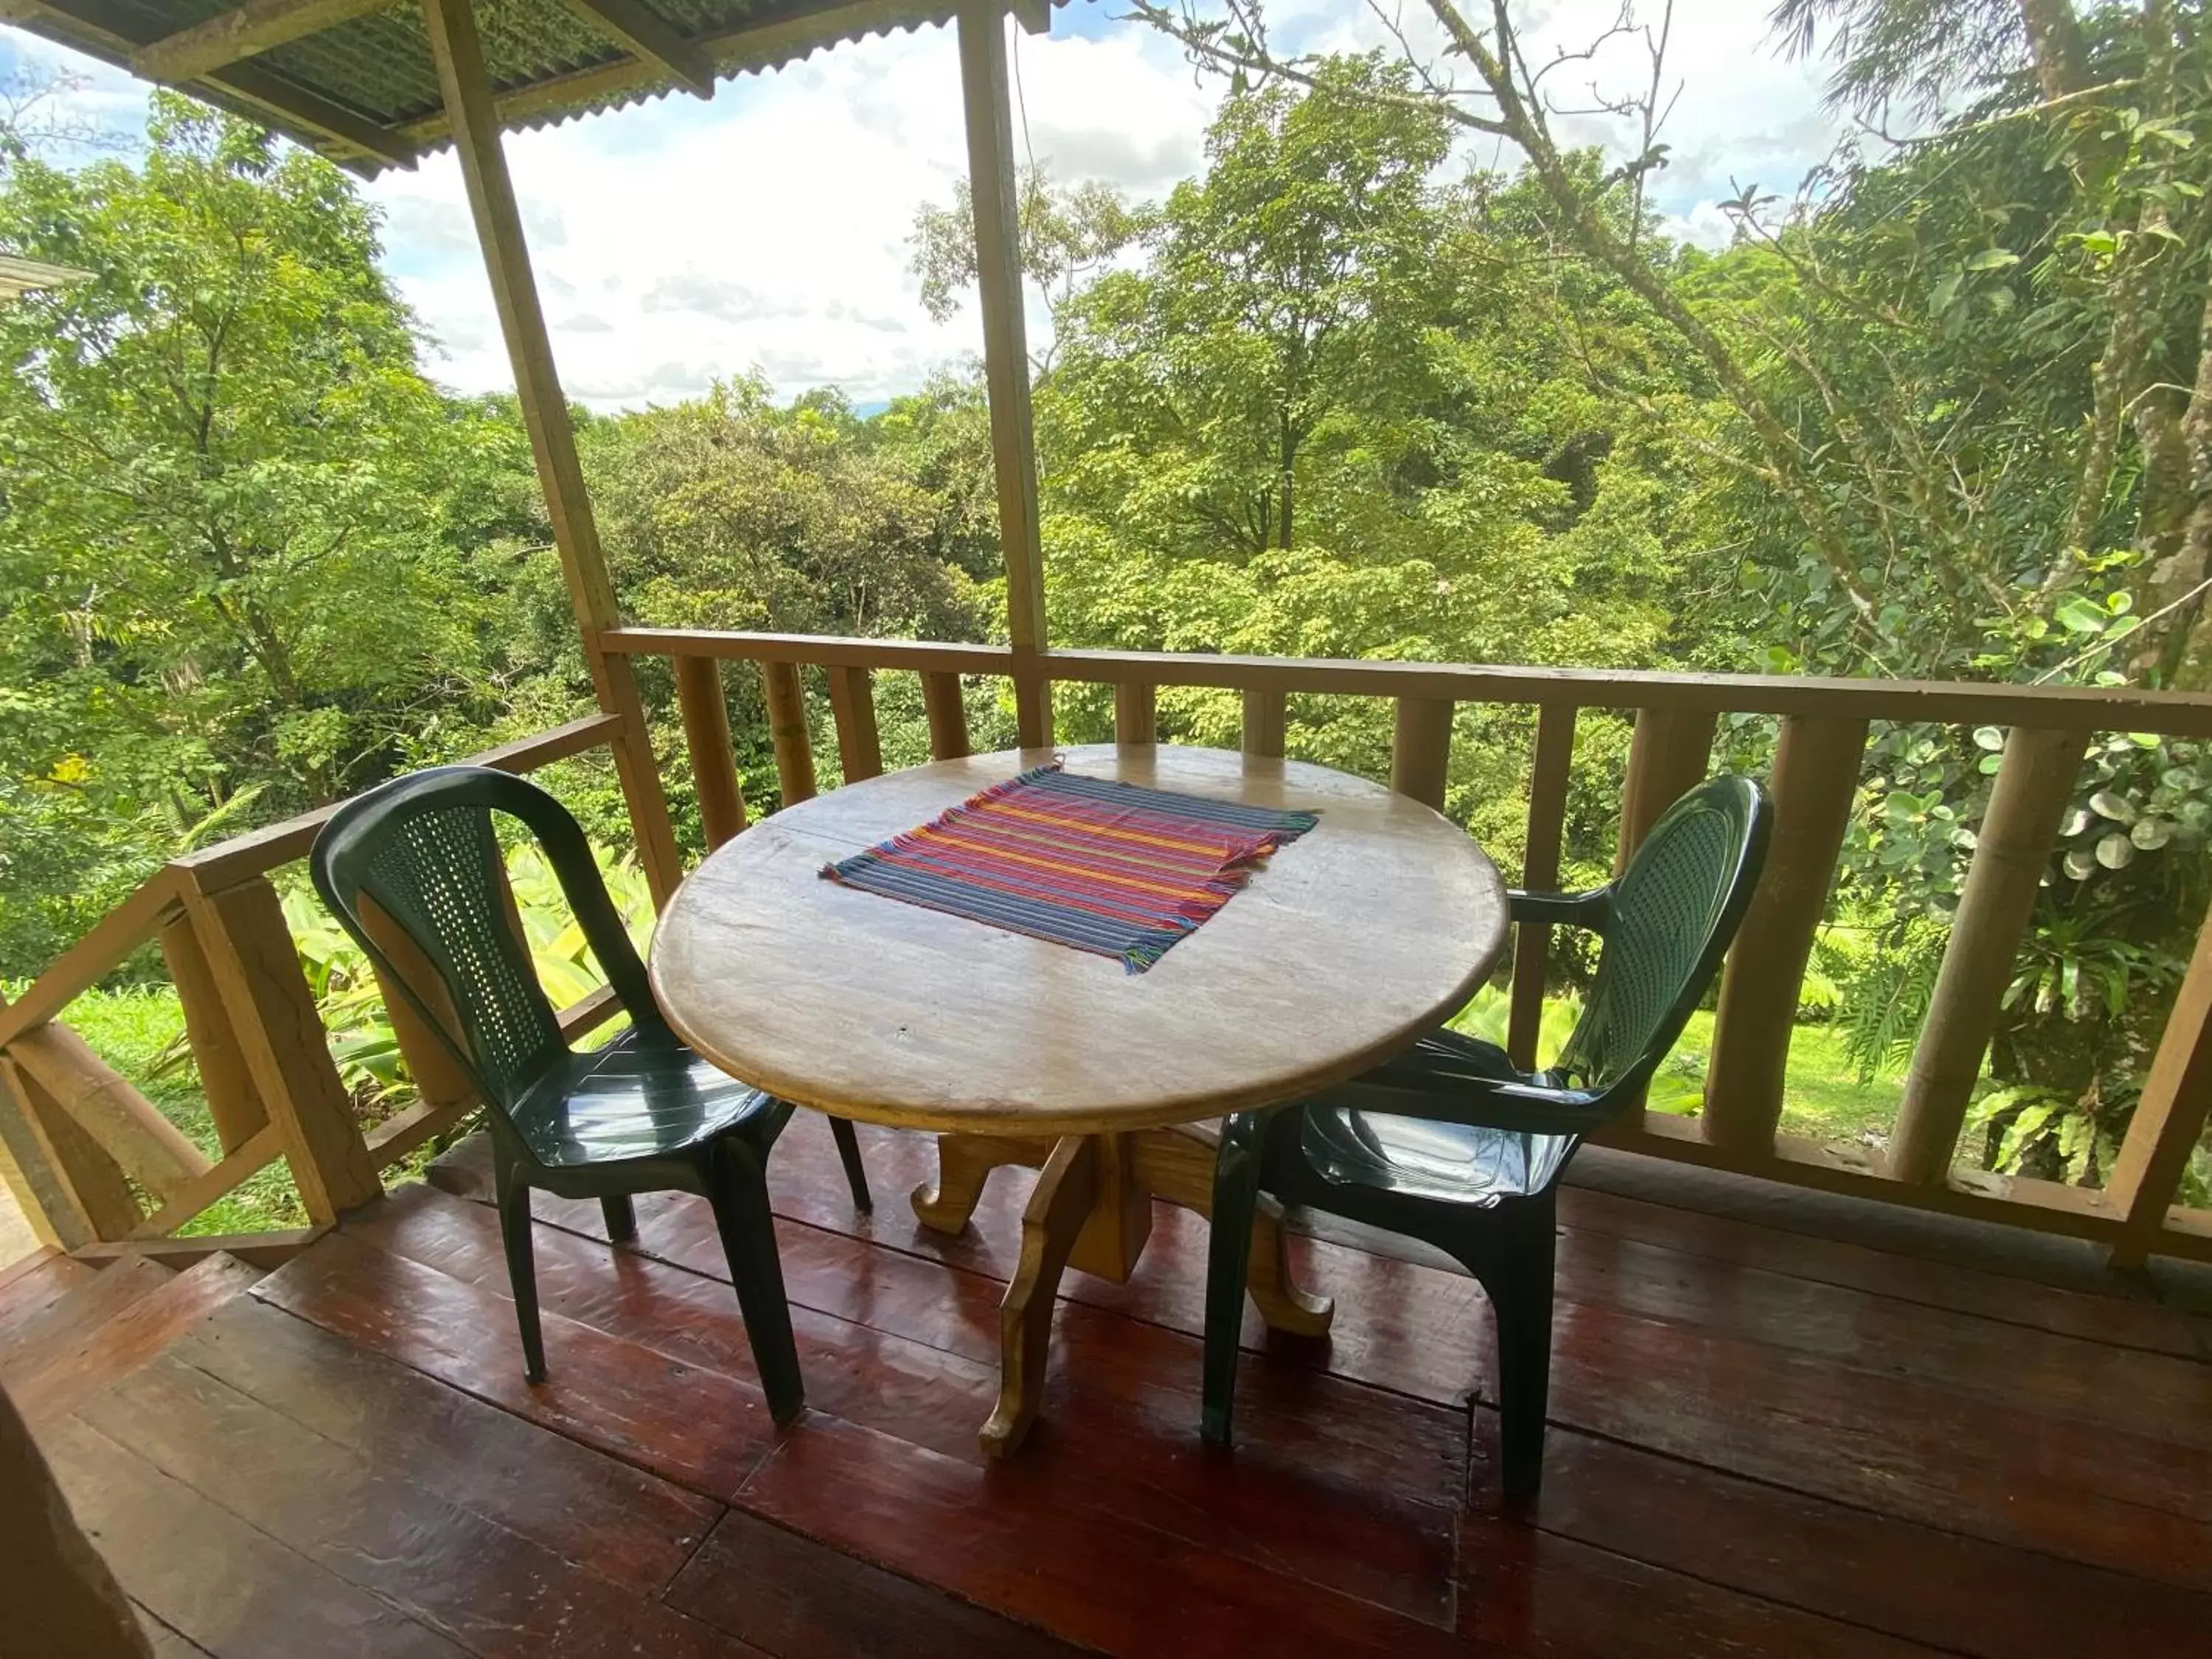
<box><xmin>1202</xmin><ymin>773</ymin><xmax>1770</xmax><ymax>1496</ymax></box>
<box><xmin>310</xmin><ymin>765</ymin><xmax>869</xmax><ymax>1422</ymax></box>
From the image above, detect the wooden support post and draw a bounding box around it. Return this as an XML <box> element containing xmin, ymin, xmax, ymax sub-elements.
<box><xmin>1391</xmin><ymin>696</ymin><xmax>1453</xmax><ymax>810</ymax></box>
<box><xmin>6</xmin><ymin>1023</ymin><xmax>210</xmax><ymax>1203</ymax></box>
<box><xmin>0</xmin><ymin>1048</ymin><xmax>136</xmax><ymax>1248</ymax></box>
<box><xmin>673</xmin><ymin>654</ymin><xmax>747</xmax><ymax>850</ymax></box>
<box><xmin>1889</xmin><ymin>727</ymin><xmax>2087</xmax><ymax>1185</ymax></box>
<box><xmin>1703</xmin><ymin>716</ymin><xmax>1868</xmax><ymax>1152</ymax></box>
<box><xmin>1616</xmin><ymin>706</ymin><xmax>1719</xmax><ymax>873</ymax></box>
<box><xmin>2106</xmin><ymin>896</ymin><xmax>2212</xmax><ymax>1265</ymax></box>
<box><xmin>160</xmin><ymin>911</ymin><xmax>267</xmax><ymax>1153</ymax></box>
<box><xmin>1242</xmin><ymin>689</ymin><xmax>1287</xmax><ymax>760</ymax></box>
<box><xmin>827</xmin><ymin>664</ymin><xmax>885</xmax><ymax>785</ymax></box>
<box><xmin>956</xmin><ymin>2</ymin><xmax>1050</xmax><ymax>750</ymax></box>
<box><xmin>760</xmin><ymin>659</ymin><xmax>818</xmax><ymax>807</ymax></box>
<box><xmin>1508</xmin><ymin>702</ymin><xmax>1576</xmax><ymax>1071</ymax></box>
<box><xmin>184</xmin><ymin>876</ymin><xmax>383</xmax><ymax>1224</ymax></box>
<box><xmin>1115</xmin><ymin>682</ymin><xmax>1156</xmax><ymax>747</ymax></box>
<box><xmin>422</xmin><ymin>0</ymin><xmax>683</xmax><ymax>909</ymax></box>
<box><xmin>922</xmin><ymin>671</ymin><xmax>971</xmax><ymax>761</ymax></box>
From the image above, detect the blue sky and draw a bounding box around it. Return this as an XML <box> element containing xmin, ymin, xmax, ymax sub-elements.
<box><xmin>3</xmin><ymin>1</ymin><xmax>1840</xmax><ymax>411</ymax></box>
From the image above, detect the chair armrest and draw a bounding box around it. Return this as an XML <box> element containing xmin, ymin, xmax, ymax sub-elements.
<box><xmin>1312</xmin><ymin>1075</ymin><xmax>1621</xmax><ymax>1139</ymax></box>
<box><xmin>1508</xmin><ymin>887</ymin><xmax>1613</xmax><ymax>933</ymax></box>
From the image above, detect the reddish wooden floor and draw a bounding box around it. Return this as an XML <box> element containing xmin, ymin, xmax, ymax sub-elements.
<box><xmin>11</xmin><ymin>1113</ymin><xmax>2212</xmax><ymax>1658</ymax></box>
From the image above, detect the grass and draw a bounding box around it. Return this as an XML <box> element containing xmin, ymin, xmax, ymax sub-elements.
<box><xmin>1450</xmin><ymin>986</ymin><xmax>1905</xmax><ymax>1150</ymax></box>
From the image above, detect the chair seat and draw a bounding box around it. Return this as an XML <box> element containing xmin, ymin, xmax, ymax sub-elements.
<box><xmin>1301</xmin><ymin>1029</ymin><xmax>1579</xmax><ymax>1205</ymax></box>
<box><xmin>511</xmin><ymin>1029</ymin><xmax>774</xmax><ymax>1169</ymax></box>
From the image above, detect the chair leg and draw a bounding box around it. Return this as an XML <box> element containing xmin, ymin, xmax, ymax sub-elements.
<box><xmin>1201</xmin><ymin>1111</ymin><xmax>1268</xmax><ymax>1447</ymax></box>
<box><xmin>1479</xmin><ymin>1194</ymin><xmax>1559</xmax><ymax>1502</ymax></box>
<box><xmin>709</xmin><ymin>1138</ymin><xmax>805</xmax><ymax>1426</ymax></box>
<box><xmin>494</xmin><ymin>1161</ymin><xmax>547</xmax><ymax>1384</ymax></box>
<box><xmin>830</xmin><ymin>1116</ymin><xmax>872</xmax><ymax>1213</ymax></box>
<box><xmin>600</xmin><ymin>1194</ymin><xmax>638</xmax><ymax>1244</ymax></box>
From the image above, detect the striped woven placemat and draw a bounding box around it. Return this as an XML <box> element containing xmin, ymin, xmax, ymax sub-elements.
<box><xmin>820</xmin><ymin>762</ymin><xmax>1318</xmax><ymax>973</ymax></box>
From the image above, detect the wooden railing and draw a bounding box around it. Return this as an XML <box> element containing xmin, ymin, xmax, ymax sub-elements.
<box><xmin>602</xmin><ymin>627</ymin><xmax>2212</xmax><ymax>1269</ymax></box>
<box><xmin>8</xmin><ymin>628</ymin><xmax>2212</xmax><ymax>1268</ymax></box>
<box><xmin>0</xmin><ymin>714</ymin><xmax>628</xmax><ymax>1259</ymax></box>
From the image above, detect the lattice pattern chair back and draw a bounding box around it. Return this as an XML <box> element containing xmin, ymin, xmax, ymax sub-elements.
<box><xmin>1554</xmin><ymin>775</ymin><xmax>1764</xmax><ymax>1095</ymax></box>
<box><xmin>313</xmin><ymin>766</ymin><xmax>667</xmax><ymax>1112</ymax></box>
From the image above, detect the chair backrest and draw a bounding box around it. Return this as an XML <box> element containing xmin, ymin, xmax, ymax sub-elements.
<box><xmin>1551</xmin><ymin>774</ymin><xmax>1770</xmax><ymax>1102</ymax></box>
<box><xmin>310</xmin><ymin>766</ymin><xmax>665</xmax><ymax>1110</ymax></box>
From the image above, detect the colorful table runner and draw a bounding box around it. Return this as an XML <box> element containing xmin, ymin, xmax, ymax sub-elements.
<box><xmin>820</xmin><ymin>762</ymin><xmax>1319</xmax><ymax>973</ymax></box>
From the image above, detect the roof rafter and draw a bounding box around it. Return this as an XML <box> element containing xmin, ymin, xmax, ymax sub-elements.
<box><xmin>552</xmin><ymin>0</ymin><xmax>717</xmax><ymax>99</ymax></box>
<box><xmin>395</xmin><ymin>0</ymin><xmax>956</xmax><ymax>144</ymax></box>
<box><xmin>133</xmin><ymin>0</ymin><xmax>394</xmax><ymax>86</ymax></box>
<box><xmin>2</xmin><ymin>0</ymin><xmax>417</xmax><ymax>169</ymax></box>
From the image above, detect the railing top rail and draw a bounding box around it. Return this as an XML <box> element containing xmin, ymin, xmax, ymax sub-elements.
<box><xmin>598</xmin><ymin>627</ymin><xmax>2212</xmax><ymax>737</ymax></box>
<box><xmin>173</xmin><ymin>712</ymin><xmax>625</xmax><ymax>889</ymax></box>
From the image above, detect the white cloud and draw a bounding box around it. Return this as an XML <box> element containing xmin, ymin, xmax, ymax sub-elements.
<box><xmin>5</xmin><ymin>2</ymin><xmax>1840</xmax><ymax>408</ymax></box>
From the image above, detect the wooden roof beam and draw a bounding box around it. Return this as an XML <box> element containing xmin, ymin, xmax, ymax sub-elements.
<box><xmin>6</xmin><ymin>0</ymin><xmax>416</xmax><ymax>170</ymax></box>
<box><xmin>553</xmin><ymin>0</ymin><xmax>717</xmax><ymax>99</ymax></box>
<box><xmin>133</xmin><ymin>0</ymin><xmax>394</xmax><ymax>85</ymax></box>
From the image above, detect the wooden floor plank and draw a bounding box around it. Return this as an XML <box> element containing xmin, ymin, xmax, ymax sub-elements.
<box><xmin>0</xmin><ymin>1256</ymin><xmax>172</xmax><ymax>1388</ymax></box>
<box><xmin>77</xmin><ymin>1357</ymin><xmax>766</xmax><ymax>1659</ymax></box>
<box><xmin>0</xmin><ymin>1250</ymin><xmax>99</xmax><ymax>1346</ymax></box>
<box><xmin>348</xmin><ymin>1183</ymin><xmax>1464</xmax><ymax>1629</ymax></box>
<box><xmin>1456</xmin><ymin>1517</ymin><xmax>1946</xmax><ymax>1658</ymax></box>
<box><xmin>168</xmin><ymin>1296</ymin><xmax>720</xmax><ymax>1594</ymax></box>
<box><xmin>41</xmin><ymin>1416</ymin><xmax>467</xmax><ymax>1659</ymax></box>
<box><xmin>136</xmin><ymin>1604</ymin><xmax>219</xmax><ymax>1659</ymax></box>
<box><xmin>250</xmin><ymin>1228</ymin><xmax>778</xmax><ymax>1500</ymax></box>
<box><xmin>1515</xmin><ymin>1427</ymin><xmax>2212</xmax><ymax>1659</ymax></box>
<box><xmin>11</xmin><ymin>1253</ymin><xmax>260</xmax><ymax>1423</ymax></box>
<box><xmin>1553</xmin><ymin>1184</ymin><xmax>2205</xmax><ymax>1358</ymax></box>
<box><xmin>736</xmin><ymin>1411</ymin><xmax>1471</xmax><ymax>1659</ymax></box>
<box><xmin>486</xmin><ymin>1134</ymin><xmax>2212</xmax><ymax>1585</ymax></box>
<box><xmin>668</xmin><ymin>1509</ymin><xmax>1094</xmax><ymax>1658</ymax></box>
<box><xmin>1544</xmin><ymin>1295</ymin><xmax>2212</xmax><ymax>1587</ymax></box>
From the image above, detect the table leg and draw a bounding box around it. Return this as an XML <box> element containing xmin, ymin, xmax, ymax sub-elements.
<box><xmin>910</xmin><ymin>1133</ymin><xmax>1053</xmax><ymax>1234</ymax></box>
<box><xmin>979</xmin><ymin>1134</ymin><xmax>1098</xmax><ymax>1459</ymax></box>
<box><xmin>1132</xmin><ymin>1123</ymin><xmax>1333</xmax><ymax>1338</ymax></box>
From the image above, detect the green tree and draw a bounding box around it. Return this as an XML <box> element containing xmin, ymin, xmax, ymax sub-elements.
<box><xmin>0</xmin><ymin>96</ymin><xmax>519</xmax><ymax>970</ymax></box>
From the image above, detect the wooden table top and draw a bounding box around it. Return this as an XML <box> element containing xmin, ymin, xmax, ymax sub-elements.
<box><xmin>650</xmin><ymin>744</ymin><xmax>1508</xmax><ymax>1137</ymax></box>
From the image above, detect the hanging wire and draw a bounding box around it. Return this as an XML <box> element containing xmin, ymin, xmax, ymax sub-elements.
<box><xmin>1012</xmin><ymin>15</ymin><xmax>1038</xmax><ymax>180</ymax></box>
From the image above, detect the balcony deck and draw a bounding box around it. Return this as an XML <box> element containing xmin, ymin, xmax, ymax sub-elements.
<box><xmin>11</xmin><ymin>1113</ymin><xmax>2212</xmax><ymax>1659</ymax></box>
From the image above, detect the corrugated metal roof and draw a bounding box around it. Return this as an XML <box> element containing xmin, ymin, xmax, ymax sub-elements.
<box><xmin>0</xmin><ymin>254</ymin><xmax>94</xmax><ymax>299</ymax></box>
<box><xmin>8</xmin><ymin>0</ymin><xmax>1058</xmax><ymax>175</ymax></box>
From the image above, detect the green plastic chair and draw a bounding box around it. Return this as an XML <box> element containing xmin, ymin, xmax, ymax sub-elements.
<box><xmin>310</xmin><ymin>765</ymin><xmax>871</xmax><ymax>1423</ymax></box>
<box><xmin>1203</xmin><ymin>774</ymin><xmax>1770</xmax><ymax>1497</ymax></box>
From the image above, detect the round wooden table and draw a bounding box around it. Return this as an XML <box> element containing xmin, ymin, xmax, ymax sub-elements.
<box><xmin>651</xmin><ymin>743</ymin><xmax>1507</xmax><ymax>1454</ymax></box>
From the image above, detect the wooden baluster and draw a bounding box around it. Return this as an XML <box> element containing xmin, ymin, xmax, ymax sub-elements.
<box><xmin>356</xmin><ymin>894</ymin><xmax>476</xmax><ymax>1119</ymax></box>
<box><xmin>0</xmin><ymin>1037</ymin><xmax>136</xmax><ymax>1249</ymax></box>
<box><xmin>2104</xmin><ymin>894</ymin><xmax>2212</xmax><ymax>1266</ymax></box>
<box><xmin>1703</xmin><ymin>717</ymin><xmax>1868</xmax><ymax>1152</ymax></box>
<box><xmin>1888</xmin><ymin>727</ymin><xmax>2087</xmax><ymax>1185</ymax></box>
<box><xmin>183</xmin><ymin>875</ymin><xmax>383</xmax><ymax>1224</ymax></box>
<box><xmin>922</xmin><ymin>671</ymin><xmax>970</xmax><ymax>761</ymax></box>
<box><xmin>1242</xmin><ymin>689</ymin><xmax>1287</xmax><ymax>759</ymax></box>
<box><xmin>160</xmin><ymin>911</ymin><xmax>268</xmax><ymax>1154</ymax></box>
<box><xmin>5</xmin><ymin>1023</ymin><xmax>209</xmax><ymax>1203</ymax></box>
<box><xmin>1507</xmin><ymin>703</ymin><xmax>1576</xmax><ymax>1071</ymax></box>
<box><xmin>1391</xmin><ymin>697</ymin><xmax>1453</xmax><ymax>810</ymax></box>
<box><xmin>1615</xmin><ymin>706</ymin><xmax>1719</xmax><ymax>873</ymax></box>
<box><xmin>827</xmin><ymin>665</ymin><xmax>885</xmax><ymax>784</ymax></box>
<box><xmin>673</xmin><ymin>655</ymin><xmax>747</xmax><ymax>851</ymax></box>
<box><xmin>1116</xmin><ymin>682</ymin><xmax>1157</xmax><ymax>747</ymax></box>
<box><xmin>759</xmin><ymin>660</ymin><xmax>818</xmax><ymax>807</ymax></box>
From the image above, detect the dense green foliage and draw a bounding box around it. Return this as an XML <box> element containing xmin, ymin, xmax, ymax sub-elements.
<box><xmin>5</xmin><ymin>0</ymin><xmax>2211</xmax><ymax>1197</ymax></box>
